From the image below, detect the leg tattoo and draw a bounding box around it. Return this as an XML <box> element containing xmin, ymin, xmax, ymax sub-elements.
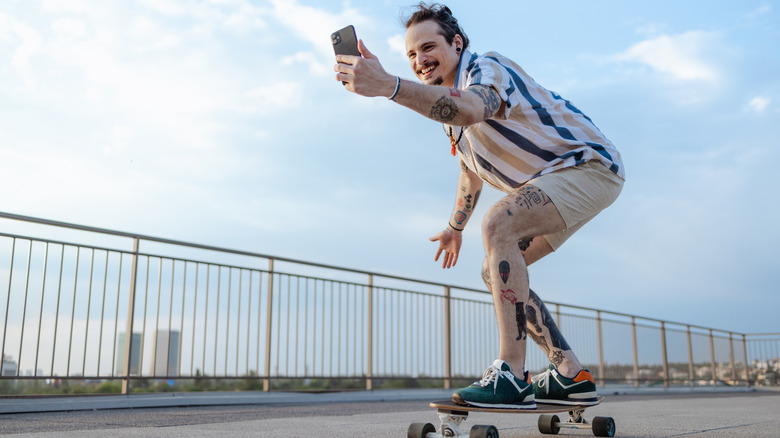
<box><xmin>481</xmin><ymin>264</ymin><xmax>492</xmax><ymax>288</ymax></box>
<box><xmin>529</xmin><ymin>289</ymin><xmax>571</xmax><ymax>351</ymax></box>
<box><xmin>515</xmin><ymin>302</ymin><xmax>527</xmax><ymax>341</ymax></box>
<box><xmin>526</xmin><ymin>305</ymin><xmax>550</xmax><ymax>353</ymax></box>
<box><xmin>518</xmin><ymin>237</ymin><xmax>534</xmax><ymax>252</ymax></box>
<box><xmin>500</xmin><ymin>289</ymin><xmax>517</xmax><ymax>305</ymax></box>
<box><xmin>550</xmin><ymin>350</ymin><xmax>565</xmax><ymax>366</ymax></box>
<box><xmin>499</xmin><ymin>260</ymin><xmax>510</xmax><ymax>283</ymax></box>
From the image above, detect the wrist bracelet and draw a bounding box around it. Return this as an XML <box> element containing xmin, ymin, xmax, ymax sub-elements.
<box><xmin>388</xmin><ymin>76</ymin><xmax>401</xmax><ymax>101</ymax></box>
<box><xmin>448</xmin><ymin>222</ymin><xmax>464</xmax><ymax>232</ymax></box>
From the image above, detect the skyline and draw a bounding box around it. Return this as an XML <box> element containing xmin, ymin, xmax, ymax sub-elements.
<box><xmin>0</xmin><ymin>1</ymin><xmax>778</xmax><ymax>334</ymax></box>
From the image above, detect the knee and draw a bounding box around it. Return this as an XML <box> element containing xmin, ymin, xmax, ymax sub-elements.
<box><xmin>480</xmin><ymin>257</ymin><xmax>491</xmax><ymax>289</ymax></box>
<box><xmin>482</xmin><ymin>205</ymin><xmax>514</xmax><ymax>247</ymax></box>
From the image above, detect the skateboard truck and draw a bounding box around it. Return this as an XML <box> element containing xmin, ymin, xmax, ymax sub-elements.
<box><xmin>538</xmin><ymin>407</ymin><xmax>616</xmax><ymax>436</ymax></box>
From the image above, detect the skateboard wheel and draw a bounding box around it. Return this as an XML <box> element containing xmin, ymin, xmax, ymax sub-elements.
<box><xmin>469</xmin><ymin>424</ymin><xmax>499</xmax><ymax>438</ymax></box>
<box><xmin>407</xmin><ymin>422</ymin><xmax>435</xmax><ymax>438</ymax></box>
<box><xmin>538</xmin><ymin>414</ymin><xmax>560</xmax><ymax>435</ymax></box>
<box><xmin>591</xmin><ymin>416</ymin><xmax>615</xmax><ymax>437</ymax></box>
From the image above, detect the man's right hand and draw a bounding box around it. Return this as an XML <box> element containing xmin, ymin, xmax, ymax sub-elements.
<box><xmin>429</xmin><ymin>228</ymin><xmax>463</xmax><ymax>269</ymax></box>
<box><xmin>334</xmin><ymin>40</ymin><xmax>396</xmax><ymax>98</ymax></box>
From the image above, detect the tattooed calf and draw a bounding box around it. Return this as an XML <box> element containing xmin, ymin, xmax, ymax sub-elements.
<box><xmin>515</xmin><ymin>302</ymin><xmax>527</xmax><ymax>341</ymax></box>
<box><xmin>529</xmin><ymin>289</ymin><xmax>571</xmax><ymax>351</ymax></box>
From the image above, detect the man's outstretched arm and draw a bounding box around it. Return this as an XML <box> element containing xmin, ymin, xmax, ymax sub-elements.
<box><xmin>334</xmin><ymin>40</ymin><xmax>502</xmax><ymax>126</ymax></box>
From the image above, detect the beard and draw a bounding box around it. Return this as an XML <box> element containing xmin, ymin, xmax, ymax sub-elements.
<box><xmin>432</xmin><ymin>76</ymin><xmax>444</xmax><ymax>85</ymax></box>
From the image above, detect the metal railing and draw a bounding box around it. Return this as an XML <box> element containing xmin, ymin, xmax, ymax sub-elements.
<box><xmin>0</xmin><ymin>212</ymin><xmax>777</xmax><ymax>394</ymax></box>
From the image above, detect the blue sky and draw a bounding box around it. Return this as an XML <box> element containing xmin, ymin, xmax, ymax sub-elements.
<box><xmin>0</xmin><ymin>0</ymin><xmax>778</xmax><ymax>334</ymax></box>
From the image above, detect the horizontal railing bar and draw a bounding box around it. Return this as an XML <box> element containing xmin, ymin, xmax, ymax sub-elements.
<box><xmin>0</xmin><ymin>211</ymin><xmax>755</xmax><ymax>338</ymax></box>
<box><xmin>0</xmin><ymin>211</ymin><xmax>485</xmax><ymax>292</ymax></box>
<box><xmin>0</xmin><ymin>232</ymin><xmax>132</xmax><ymax>256</ymax></box>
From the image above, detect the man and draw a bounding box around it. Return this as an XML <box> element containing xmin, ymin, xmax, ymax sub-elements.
<box><xmin>334</xmin><ymin>3</ymin><xmax>624</xmax><ymax>409</ymax></box>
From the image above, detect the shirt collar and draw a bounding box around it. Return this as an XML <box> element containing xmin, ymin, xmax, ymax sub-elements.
<box><xmin>453</xmin><ymin>49</ymin><xmax>474</xmax><ymax>89</ymax></box>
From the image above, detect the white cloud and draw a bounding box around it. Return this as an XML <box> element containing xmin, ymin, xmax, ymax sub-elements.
<box><xmin>387</xmin><ymin>33</ymin><xmax>406</xmax><ymax>59</ymax></box>
<box><xmin>0</xmin><ymin>12</ymin><xmax>43</xmax><ymax>82</ymax></box>
<box><xmin>748</xmin><ymin>96</ymin><xmax>771</xmax><ymax>112</ymax></box>
<box><xmin>746</xmin><ymin>3</ymin><xmax>772</xmax><ymax>19</ymax></box>
<box><xmin>282</xmin><ymin>51</ymin><xmax>331</xmax><ymax>76</ymax></box>
<box><xmin>615</xmin><ymin>31</ymin><xmax>721</xmax><ymax>82</ymax></box>
<box><xmin>268</xmin><ymin>0</ymin><xmax>371</xmax><ymax>75</ymax></box>
<box><xmin>246</xmin><ymin>81</ymin><xmax>303</xmax><ymax>115</ymax></box>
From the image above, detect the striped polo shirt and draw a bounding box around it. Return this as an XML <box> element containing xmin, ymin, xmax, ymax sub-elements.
<box><xmin>449</xmin><ymin>50</ymin><xmax>624</xmax><ymax>193</ymax></box>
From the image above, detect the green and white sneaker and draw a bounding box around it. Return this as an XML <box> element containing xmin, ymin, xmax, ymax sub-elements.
<box><xmin>532</xmin><ymin>364</ymin><xmax>599</xmax><ymax>406</ymax></box>
<box><xmin>452</xmin><ymin>359</ymin><xmax>536</xmax><ymax>409</ymax></box>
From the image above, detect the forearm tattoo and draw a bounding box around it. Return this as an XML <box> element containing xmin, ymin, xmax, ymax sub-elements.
<box><xmin>469</xmin><ymin>85</ymin><xmax>501</xmax><ymax>119</ymax></box>
<box><xmin>429</xmin><ymin>96</ymin><xmax>459</xmax><ymax>122</ymax></box>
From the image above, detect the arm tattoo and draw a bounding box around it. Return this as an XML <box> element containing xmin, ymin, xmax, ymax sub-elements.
<box><xmin>429</xmin><ymin>96</ymin><xmax>459</xmax><ymax>122</ymax></box>
<box><xmin>468</xmin><ymin>85</ymin><xmax>502</xmax><ymax>119</ymax></box>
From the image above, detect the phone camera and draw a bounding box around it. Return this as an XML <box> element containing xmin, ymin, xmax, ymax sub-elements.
<box><xmin>331</xmin><ymin>33</ymin><xmax>341</xmax><ymax>44</ymax></box>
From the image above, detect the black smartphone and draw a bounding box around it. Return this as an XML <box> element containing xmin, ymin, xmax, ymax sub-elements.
<box><xmin>331</xmin><ymin>25</ymin><xmax>360</xmax><ymax>58</ymax></box>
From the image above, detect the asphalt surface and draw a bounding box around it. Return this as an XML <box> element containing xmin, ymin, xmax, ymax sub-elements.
<box><xmin>1</xmin><ymin>387</ymin><xmax>778</xmax><ymax>437</ymax></box>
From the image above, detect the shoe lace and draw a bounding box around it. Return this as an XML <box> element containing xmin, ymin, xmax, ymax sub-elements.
<box><xmin>532</xmin><ymin>368</ymin><xmax>552</xmax><ymax>395</ymax></box>
<box><xmin>477</xmin><ymin>364</ymin><xmax>515</xmax><ymax>392</ymax></box>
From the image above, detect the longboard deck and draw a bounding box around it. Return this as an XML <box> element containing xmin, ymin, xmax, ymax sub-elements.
<box><xmin>431</xmin><ymin>397</ymin><xmax>603</xmax><ymax>414</ymax></box>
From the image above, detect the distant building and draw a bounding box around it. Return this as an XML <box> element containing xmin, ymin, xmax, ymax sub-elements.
<box><xmin>149</xmin><ymin>330</ymin><xmax>180</xmax><ymax>376</ymax></box>
<box><xmin>1</xmin><ymin>354</ymin><xmax>17</xmax><ymax>376</ymax></box>
<box><xmin>115</xmin><ymin>332</ymin><xmax>143</xmax><ymax>376</ymax></box>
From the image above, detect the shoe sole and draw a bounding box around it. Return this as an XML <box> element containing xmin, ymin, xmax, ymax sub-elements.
<box><xmin>534</xmin><ymin>397</ymin><xmax>599</xmax><ymax>406</ymax></box>
<box><xmin>452</xmin><ymin>393</ymin><xmax>537</xmax><ymax>409</ymax></box>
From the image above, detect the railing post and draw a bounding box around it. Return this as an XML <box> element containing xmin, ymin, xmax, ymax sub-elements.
<box><xmin>366</xmin><ymin>274</ymin><xmax>373</xmax><ymax>391</ymax></box>
<box><xmin>709</xmin><ymin>328</ymin><xmax>717</xmax><ymax>387</ymax></box>
<box><xmin>631</xmin><ymin>316</ymin><xmax>639</xmax><ymax>387</ymax></box>
<box><xmin>660</xmin><ymin>321</ymin><xmax>669</xmax><ymax>387</ymax></box>
<box><xmin>687</xmin><ymin>325</ymin><xmax>694</xmax><ymax>387</ymax></box>
<box><xmin>742</xmin><ymin>334</ymin><xmax>750</xmax><ymax>386</ymax></box>
<box><xmin>263</xmin><ymin>259</ymin><xmax>274</xmax><ymax>392</ymax></box>
<box><xmin>596</xmin><ymin>311</ymin><xmax>604</xmax><ymax>386</ymax></box>
<box><xmin>443</xmin><ymin>286</ymin><xmax>452</xmax><ymax>390</ymax></box>
<box><xmin>121</xmin><ymin>238</ymin><xmax>140</xmax><ymax>395</ymax></box>
<box><xmin>729</xmin><ymin>332</ymin><xmax>736</xmax><ymax>385</ymax></box>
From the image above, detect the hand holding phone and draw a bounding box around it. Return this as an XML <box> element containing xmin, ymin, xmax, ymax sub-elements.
<box><xmin>332</xmin><ymin>25</ymin><xmax>393</xmax><ymax>97</ymax></box>
<box><xmin>331</xmin><ymin>25</ymin><xmax>360</xmax><ymax>58</ymax></box>
<box><xmin>332</xmin><ymin>25</ymin><xmax>360</xmax><ymax>85</ymax></box>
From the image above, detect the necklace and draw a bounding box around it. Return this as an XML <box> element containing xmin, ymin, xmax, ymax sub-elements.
<box><xmin>447</xmin><ymin>126</ymin><xmax>464</xmax><ymax>156</ymax></box>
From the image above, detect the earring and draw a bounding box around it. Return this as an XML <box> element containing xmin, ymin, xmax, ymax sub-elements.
<box><xmin>456</xmin><ymin>47</ymin><xmax>461</xmax><ymax>53</ymax></box>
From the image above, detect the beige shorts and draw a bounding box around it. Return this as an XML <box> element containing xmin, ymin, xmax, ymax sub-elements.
<box><xmin>527</xmin><ymin>160</ymin><xmax>624</xmax><ymax>250</ymax></box>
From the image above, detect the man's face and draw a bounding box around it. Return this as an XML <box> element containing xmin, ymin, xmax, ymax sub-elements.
<box><xmin>405</xmin><ymin>20</ymin><xmax>462</xmax><ymax>87</ymax></box>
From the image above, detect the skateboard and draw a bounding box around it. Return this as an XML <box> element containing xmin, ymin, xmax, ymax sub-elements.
<box><xmin>408</xmin><ymin>397</ymin><xmax>615</xmax><ymax>438</ymax></box>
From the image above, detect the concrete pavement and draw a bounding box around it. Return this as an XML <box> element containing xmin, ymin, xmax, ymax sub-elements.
<box><xmin>1</xmin><ymin>386</ymin><xmax>778</xmax><ymax>437</ymax></box>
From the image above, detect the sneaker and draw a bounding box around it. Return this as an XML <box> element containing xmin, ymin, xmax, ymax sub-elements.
<box><xmin>452</xmin><ymin>359</ymin><xmax>536</xmax><ymax>409</ymax></box>
<box><xmin>531</xmin><ymin>364</ymin><xmax>599</xmax><ymax>406</ymax></box>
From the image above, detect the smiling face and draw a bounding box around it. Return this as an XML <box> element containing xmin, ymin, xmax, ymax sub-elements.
<box><xmin>405</xmin><ymin>20</ymin><xmax>462</xmax><ymax>87</ymax></box>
